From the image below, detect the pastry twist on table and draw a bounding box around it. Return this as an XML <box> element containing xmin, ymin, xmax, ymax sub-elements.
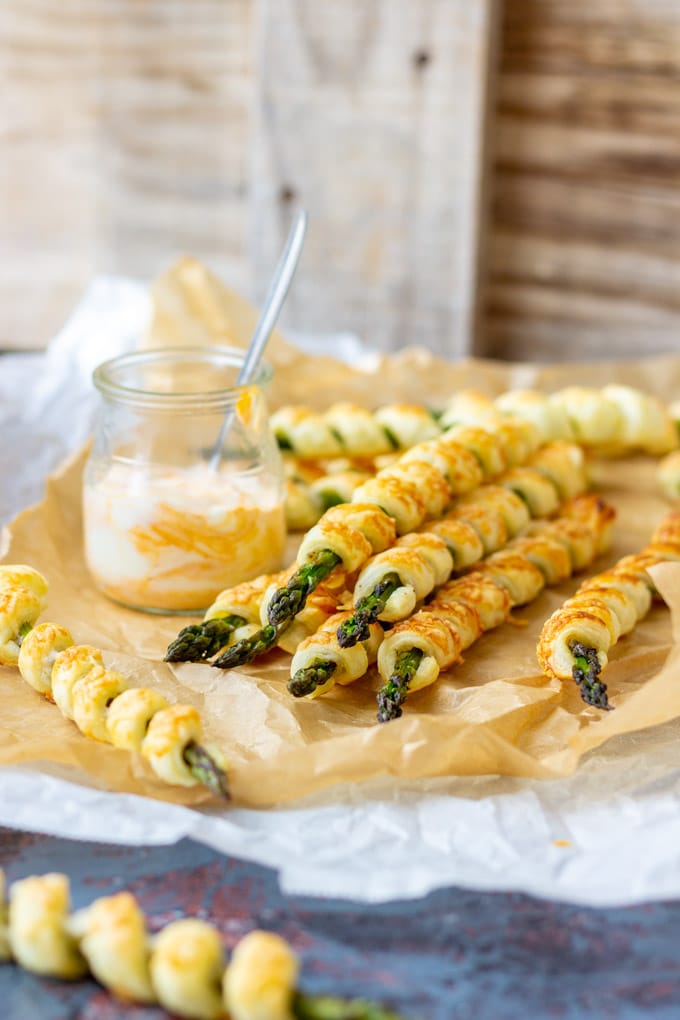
<box><xmin>0</xmin><ymin>869</ymin><xmax>402</xmax><ymax>1019</ymax></box>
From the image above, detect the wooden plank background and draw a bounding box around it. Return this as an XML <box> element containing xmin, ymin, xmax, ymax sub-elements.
<box><xmin>2</xmin><ymin>0</ymin><xmax>680</xmax><ymax>361</ymax></box>
<box><xmin>482</xmin><ymin>0</ymin><xmax>680</xmax><ymax>361</ymax></box>
<box><xmin>0</xmin><ymin>0</ymin><xmax>498</xmax><ymax>358</ymax></box>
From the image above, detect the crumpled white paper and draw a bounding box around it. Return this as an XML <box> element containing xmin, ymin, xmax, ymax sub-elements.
<box><xmin>4</xmin><ymin>277</ymin><xmax>680</xmax><ymax>907</ymax></box>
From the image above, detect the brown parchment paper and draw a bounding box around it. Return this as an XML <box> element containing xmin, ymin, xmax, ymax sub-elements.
<box><xmin>3</xmin><ymin>260</ymin><xmax>680</xmax><ymax>809</ymax></box>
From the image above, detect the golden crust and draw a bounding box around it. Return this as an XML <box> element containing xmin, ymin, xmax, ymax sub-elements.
<box><xmin>9</xmin><ymin>873</ymin><xmax>86</xmax><ymax>980</ymax></box>
<box><xmin>141</xmin><ymin>705</ymin><xmax>203</xmax><ymax>787</ymax></box>
<box><xmin>443</xmin><ymin>424</ymin><xmax>507</xmax><ymax>479</ymax></box>
<box><xmin>537</xmin><ymin>607</ymin><xmax>611</xmax><ymax>680</ymax></box>
<box><xmin>68</xmin><ymin>892</ymin><xmax>154</xmax><ymax>1004</ymax></box>
<box><xmin>352</xmin><ymin>474</ymin><xmax>427</xmax><ymax>535</ymax></box>
<box><xmin>507</xmin><ymin>535</ymin><xmax>572</xmax><ymax>585</ymax></box>
<box><xmin>383</xmin><ymin>461</ymin><xmax>452</xmax><ymax>518</ymax></box>
<box><xmin>223</xmin><ymin>929</ymin><xmax>299</xmax><ymax>1020</ymax></box>
<box><xmin>323</xmin><ymin>502</ymin><xmax>397</xmax><ymax>552</ymax></box>
<box><xmin>474</xmin><ymin>551</ymin><xmax>545</xmax><ymax>608</ymax></box>
<box><xmin>51</xmin><ymin>645</ymin><xmax>105</xmax><ymax>720</ymax></box>
<box><xmin>150</xmin><ymin>918</ymin><xmax>225</xmax><ymax>1020</ymax></box>
<box><xmin>0</xmin><ymin>587</ymin><xmax>44</xmax><ymax>667</ymax></box>
<box><xmin>72</xmin><ymin>667</ymin><xmax>128</xmax><ymax>742</ymax></box>
<box><xmin>450</xmin><ymin>504</ymin><xmax>508</xmax><ymax>555</ymax></box>
<box><xmin>437</xmin><ymin>574</ymin><xmax>511</xmax><ymax>632</ymax></box>
<box><xmin>17</xmin><ymin>622</ymin><xmax>73</xmax><ymax>697</ymax></box>
<box><xmin>107</xmin><ymin>687</ymin><xmax>170</xmax><ymax>750</ymax></box>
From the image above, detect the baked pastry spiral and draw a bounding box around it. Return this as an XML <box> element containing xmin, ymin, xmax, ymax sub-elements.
<box><xmin>375</xmin><ymin>495</ymin><xmax>615</xmax><ymax>721</ymax></box>
<box><xmin>271</xmin><ymin>401</ymin><xmax>439</xmax><ymax>459</ymax></box>
<box><xmin>0</xmin><ymin>567</ymin><xmax>229</xmax><ymax>797</ymax></box>
<box><xmin>537</xmin><ymin>508</ymin><xmax>680</xmax><ymax>709</ymax></box>
<box><xmin>1</xmin><ymin>869</ymin><xmax>401</xmax><ymax>1020</ymax></box>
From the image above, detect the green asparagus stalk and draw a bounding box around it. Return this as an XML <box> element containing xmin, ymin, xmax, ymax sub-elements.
<box><xmin>293</xmin><ymin>991</ymin><xmax>406</xmax><ymax>1020</ymax></box>
<box><xmin>336</xmin><ymin>573</ymin><xmax>402</xmax><ymax>648</ymax></box>
<box><xmin>182</xmin><ymin>741</ymin><xmax>230</xmax><ymax>799</ymax></box>
<box><xmin>570</xmin><ymin>640</ymin><xmax>611</xmax><ymax>710</ymax></box>
<box><xmin>164</xmin><ymin>615</ymin><xmax>246</xmax><ymax>663</ymax></box>
<box><xmin>267</xmin><ymin>550</ymin><xmax>342</xmax><ymax>627</ymax></box>
<box><xmin>288</xmin><ymin>660</ymin><xmax>337</xmax><ymax>698</ymax></box>
<box><xmin>376</xmin><ymin>648</ymin><xmax>424</xmax><ymax>723</ymax></box>
<box><xmin>211</xmin><ymin>624</ymin><xmax>282</xmax><ymax>670</ymax></box>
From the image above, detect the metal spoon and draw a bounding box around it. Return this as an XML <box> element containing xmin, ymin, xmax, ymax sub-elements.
<box><xmin>209</xmin><ymin>208</ymin><xmax>308</xmax><ymax>470</ymax></box>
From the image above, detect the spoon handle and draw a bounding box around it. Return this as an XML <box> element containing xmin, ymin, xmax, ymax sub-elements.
<box><xmin>210</xmin><ymin>209</ymin><xmax>308</xmax><ymax>469</ymax></box>
<box><xmin>237</xmin><ymin>208</ymin><xmax>308</xmax><ymax>387</ymax></box>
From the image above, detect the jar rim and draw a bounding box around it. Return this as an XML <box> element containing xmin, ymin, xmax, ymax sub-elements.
<box><xmin>92</xmin><ymin>345</ymin><xmax>273</xmax><ymax>411</ymax></box>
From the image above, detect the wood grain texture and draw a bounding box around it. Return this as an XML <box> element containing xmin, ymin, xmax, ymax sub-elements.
<box><xmin>250</xmin><ymin>0</ymin><xmax>500</xmax><ymax>358</ymax></box>
<box><xmin>482</xmin><ymin>0</ymin><xmax>680</xmax><ymax>362</ymax></box>
<box><xmin>0</xmin><ymin>0</ymin><xmax>254</xmax><ymax>350</ymax></box>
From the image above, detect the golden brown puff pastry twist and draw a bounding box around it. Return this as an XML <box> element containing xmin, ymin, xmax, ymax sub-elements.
<box><xmin>601</xmin><ymin>384</ymin><xmax>678</xmax><ymax>456</ymax></box>
<box><xmin>8</xmin><ymin>873</ymin><xmax>87</xmax><ymax>980</ymax></box>
<box><xmin>536</xmin><ymin>512</ymin><xmax>680</xmax><ymax>707</ymax></box>
<box><xmin>269</xmin><ymin>406</ymin><xmax>345</xmax><ymax>458</ymax></box>
<box><xmin>260</xmin><ymin>569</ymin><xmax>356</xmax><ymax>655</ymax></box>
<box><xmin>289</xmin><ymin>611</ymin><xmax>383</xmax><ymax>697</ymax></box>
<box><xmin>378</xmin><ymin>460</ymin><xmax>453</xmax><ymax>519</ymax></box>
<box><xmin>372</xmin><ymin>402</ymin><xmax>442</xmax><ymax>450</ymax></box>
<box><xmin>324</xmin><ymin>402</ymin><xmax>396</xmax><ymax>457</ymax></box>
<box><xmin>454</xmin><ymin>484</ymin><xmax>531</xmax><ymax>538</ymax></box>
<box><xmin>433</xmin><ymin>573</ymin><xmax>512</xmax><ymax>633</ymax></box>
<box><xmin>17</xmin><ymin>622</ymin><xmax>73</xmax><ymax>697</ymax></box>
<box><xmin>403</xmin><ymin>437</ymin><xmax>484</xmax><ymax>495</ymax></box>
<box><xmin>505</xmin><ymin>535</ymin><xmax>572</xmax><ymax>586</ymax></box>
<box><xmin>377</xmin><ymin>612</ymin><xmax>464</xmax><ymax>693</ymax></box>
<box><xmin>441</xmin><ymin>424</ymin><xmax>508</xmax><ymax>479</ymax></box>
<box><xmin>224</xmin><ymin>929</ymin><xmax>299</xmax><ymax>1020</ymax></box>
<box><xmin>528</xmin><ymin>441</ymin><xmax>587</xmax><ymax>501</ymax></box>
<box><xmin>0</xmin><ymin>586</ymin><xmax>45</xmax><ymax>667</ymax></box>
<box><xmin>500</xmin><ymin>467</ymin><xmax>561</xmax><ymax>518</ymax></box>
<box><xmin>449</xmin><ymin>503</ymin><xmax>509</xmax><ymax>556</ymax></box>
<box><xmin>652</xmin><ymin>508</ymin><xmax>680</xmax><ymax>544</ymax></box>
<box><xmin>578</xmin><ymin>570</ymin><xmax>652</xmax><ymax>623</ymax></box>
<box><xmin>560</xmin><ymin>494</ymin><xmax>617</xmax><ymax>556</ymax></box>
<box><xmin>493</xmin><ymin>419</ymin><xmax>543</xmax><ymax>468</ymax></box>
<box><xmin>3</xmin><ymin>569</ymin><xmax>229</xmax><ymax>795</ymax></box>
<box><xmin>439</xmin><ymin>389</ymin><xmax>501</xmax><ymax>430</ymax></box>
<box><xmin>351</xmin><ymin>474</ymin><xmax>429</xmax><ymax>535</ymax></box>
<box><xmin>67</xmin><ymin>891</ymin><xmax>155</xmax><ymax>1004</ymax></box>
<box><xmin>416</xmin><ymin>517</ymin><xmax>485</xmax><ymax>570</ymax></box>
<box><xmin>150</xmin><ymin>918</ymin><xmax>225</xmax><ymax>1019</ymax></box>
<box><xmin>0</xmin><ymin>868</ymin><xmax>347</xmax><ymax>1020</ymax></box>
<box><xmin>352</xmin><ymin>546</ymin><xmax>443</xmax><ymax>622</ymax></box>
<box><xmin>525</xmin><ymin>518</ymin><xmax>598</xmax><ymax>573</ymax></box>
<box><xmin>548</xmin><ymin>387</ymin><xmax>624</xmax><ymax>449</ymax></box>
<box><xmin>472</xmin><ymin>551</ymin><xmax>546</xmax><ymax>608</ymax></box>
<box><xmin>495</xmin><ymin>389</ymin><xmax>575</xmax><ymax>443</ymax></box>
<box><xmin>51</xmin><ymin>645</ymin><xmax>105</xmax><ymax>721</ymax></box>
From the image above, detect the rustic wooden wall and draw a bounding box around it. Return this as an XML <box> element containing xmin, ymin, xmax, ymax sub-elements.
<box><xmin>0</xmin><ymin>0</ymin><xmax>498</xmax><ymax>357</ymax></box>
<box><xmin>482</xmin><ymin>0</ymin><xmax>680</xmax><ymax>361</ymax></box>
<box><xmin>3</xmin><ymin>0</ymin><xmax>680</xmax><ymax>361</ymax></box>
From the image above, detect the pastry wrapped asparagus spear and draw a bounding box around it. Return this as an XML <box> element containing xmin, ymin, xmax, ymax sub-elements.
<box><xmin>271</xmin><ymin>400</ymin><xmax>441</xmax><ymax>458</ymax></box>
<box><xmin>376</xmin><ymin>495</ymin><xmax>615</xmax><ymax>721</ymax></box>
<box><xmin>337</xmin><ymin>447</ymin><xmax>586</xmax><ymax>649</ymax></box>
<box><xmin>537</xmin><ymin>508</ymin><xmax>680</xmax><ymax>709</ymax></box>
<box><xmin>0</xmin><ymin>567</ymin><xmax>229</xmax><ymax>798</ymax></box>
<box><xmin>1</xmin><ymin>870</ymin><xmax>404</xmax><ymax>1020</ymax></box>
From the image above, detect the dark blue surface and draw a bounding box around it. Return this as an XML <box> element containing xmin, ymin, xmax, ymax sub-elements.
<box><xmin>2</xmin><ymin>827</ymin><xmax>680</xmax><ymax>1019</ymax></box>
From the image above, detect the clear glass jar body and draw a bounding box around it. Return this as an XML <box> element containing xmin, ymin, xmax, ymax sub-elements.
<box><xmin>82</xmin><ymin>347</ymin><xmax>286</xmax><ymax>614</ymax></box>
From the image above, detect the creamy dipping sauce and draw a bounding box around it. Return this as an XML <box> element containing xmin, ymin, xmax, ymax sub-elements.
<box><xmin>83</xmin><ymin>461</ymin><xmax>286</xmax><ymax>612</ymax></box>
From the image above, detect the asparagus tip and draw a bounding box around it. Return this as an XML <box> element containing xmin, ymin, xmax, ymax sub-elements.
<box><xmin>570</xmin><ymin>641</ymin><xmax>611</xmax><ymax>711</ymax></box>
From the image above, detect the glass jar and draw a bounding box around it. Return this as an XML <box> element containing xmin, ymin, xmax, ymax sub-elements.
<box><xmin>82</xmin><ymin>346</ymin><xmax>286</xmax><ymax>614</ymax></box>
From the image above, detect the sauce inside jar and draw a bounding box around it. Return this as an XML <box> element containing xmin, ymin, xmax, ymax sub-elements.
<box><xmin>83</xmin><ymin>347</ymin><xmax>286</xmax><ymax>613</ymax></box>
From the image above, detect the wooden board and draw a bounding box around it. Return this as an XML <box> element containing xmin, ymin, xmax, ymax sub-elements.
<box><xmin>0</xmin><ymin>0</ymin><xmax>499</xmax><ymax>356</ymax></box>
<box><xmin>482</xmin><ymin>0</ymin><xmax>680</xmax><ymax>362</ymax></box>
<box><xmin>0</xmin><ymin>0</ymin><xmax>254</xmax><ymax>350</ymax></box>
<box><xmin>251</xmin><ymin>0</ymin><xmax>500</xmax><ymax>358</ymax></box>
